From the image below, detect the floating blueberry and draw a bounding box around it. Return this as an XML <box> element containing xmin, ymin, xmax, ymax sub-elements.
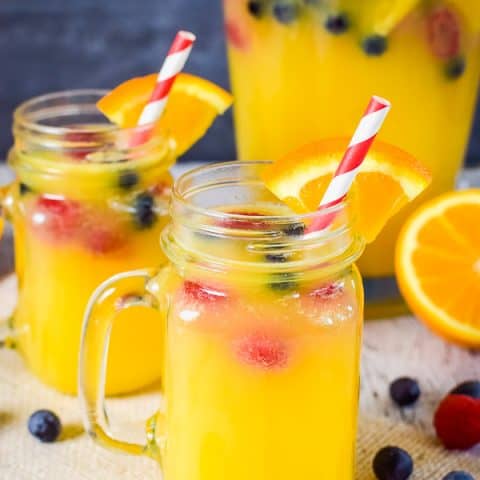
<box><xmin>390</xmin><ymin>377</ymin><xmax>421</xmax><ymax>407</ymax></box>
<box><xmin>133</xmin><ymin>192</ymin><xmax>157</xmax><ymax>229</ymax></box>
<box><xmin>272</xmin><ymin>1</ymin><xmax>299</xmax><ymax>24</ymax></box>
<box><xmin>325</xmin><ymin>13</ymin><xmax>350</xmax><ymax>34</ymax></box>
<box><xmin>450</xmin><ymin>380</ymin><xmax>480</xmax><ymax>399</ymax></box>
<box><xmin>118</xmin><ymin>170</ymin><xmax>140</xmax><ymax>190</ymax></box>
<box><xmin>247</xmin><ymin>0</ymin><xmax>265</xmax><ymax>18</ymax></box>
<box><xmin>269</xmin><ymin>272</ymin><xmax>299</xmax><ymax>291</ymax></box>
<box><xmin>442</xmin><ymin>472</ymin><xmax>475</xmax><ymax>480</ymax></box>
<box><xmin>265</xmin><ymin>253</ymin><xmax>290</xmax><ymax>263</ymax></box>
<box><xmin>28</xmin><ymin>410</ymin><xmax>62</xmax><ymax>443</ymax></box>
<box><xmin>283</xmin><ymin>222</ymin><xmax>305</xmax><ymax>236</ymax></box>
<box><xmin>373</xmin><ymin>446</ymin><xmax>413</xmax><ymax>480</ymax></box>
<box><xmin>362</xmin><ymin>35</ymin><xmax>388</xmax><ymax>56</ymax></box>
<box><xmin>19</xmin><ymin>183</ymin><xmax>32</xmax><ymax>195</ymax></box>
<box><xmin>445</xmin><ymin>56</ymin><xmax>466</xmax><ymax>79</ymax></box>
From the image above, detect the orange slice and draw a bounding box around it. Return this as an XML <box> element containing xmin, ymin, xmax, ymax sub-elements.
<box><xmin>97</xmin><ymin>73</ymin><xmax>233</xmax><ymax>156</ymax></box>
<box><xmin>262</xmin><ymin>138</ymin><xmax>431</xmax><ymax>243</ymax></box>
<box><xmin>396</xmin><ymin>190</ymin><xmax>480</xmax><ymax>347</ymax></box>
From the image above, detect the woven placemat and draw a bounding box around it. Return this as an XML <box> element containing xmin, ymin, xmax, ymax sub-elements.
<box><xmin>0</xmin><ymin>348</ymin><xmax>478</xmax><ymax>479</ymax></box>
<box><xmin>0</xmin><ymin>273</ymin><xmax>479</xmax><ymax>479</ymax></box>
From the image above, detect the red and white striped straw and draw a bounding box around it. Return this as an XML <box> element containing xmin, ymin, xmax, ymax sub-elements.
<box><xmin>133</xmin><ymin>30</ymin><xmax>196</xmax><ymax>144</ymax></box>
<box><xmin>307</xmin><ymin>96</ymin><xmax>391</xmax><ymax>233</ymax></box>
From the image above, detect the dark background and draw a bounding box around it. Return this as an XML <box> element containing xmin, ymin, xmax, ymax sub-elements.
<box><xmin>0</xmin><ymin>0</ymin><xmax>479</xmax><ymax>164</ymax></box>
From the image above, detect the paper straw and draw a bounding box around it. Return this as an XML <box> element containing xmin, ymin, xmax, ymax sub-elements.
<box><xmin>307</xmin><ymin>96</ymin><xmax>391</xmax><ymax>233</ymax></box>
<box><xmin>132</xmin><ymin>30</ymin><xmax>196</xmax><ymax>145</ymax></box>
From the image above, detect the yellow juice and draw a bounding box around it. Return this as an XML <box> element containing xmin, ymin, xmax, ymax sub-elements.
<box><xmin>77</xmin><ymin>162</ymin><xmax>365</xmax><ymax>478</ymax></box>
<box><xmin>225</xmin><ymin>0</ymin><xmax>480</xmax><ymax>276</ymax></box>
<box><xmin>7</xmin><ymin>122</ymin><xmax>175</xmax><ymax>395</ymax></box>
<box><xmin>157</xmin><ymin>201</ymin><xmax>364</xmax><ymax>480</ymax></box>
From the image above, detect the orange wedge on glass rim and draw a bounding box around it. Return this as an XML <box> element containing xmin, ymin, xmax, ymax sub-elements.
<box><xmin>97</xmin><ymin>73</ymin><xmax>233</xmax><ymax>156</ymax></box>
<box><xmin>396</xmin><ymin>190</ymin><xmax>480</xmax><ymax>347</ymax></box>
<box><xmin>262</xmin><ymin>138</ymin><xmax>432</xmax><ymax>243</ymax></box>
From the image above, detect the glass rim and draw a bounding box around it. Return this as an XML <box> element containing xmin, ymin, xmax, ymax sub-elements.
<box><xmin>13</xmin><ymin>89</ymin><xmax>159</xmax><ymax>137</ymax></box>
<box><xmin>172</xmin><ymin>160</ymin><xmax>350</xmax><ymax>224</ymax></box>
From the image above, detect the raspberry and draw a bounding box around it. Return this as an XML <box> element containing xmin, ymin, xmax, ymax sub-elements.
<box><xmin>150</xmin><ymin>182</ymin><xmax>171</xmax><ymax>198</ymax></box>
<box><xmin>183</xmin><ymin>281</ymin><xmax>227</xmax><ymax>303</ymax></box>
<box><xmin>308</xmin><ymin>282</ymin><xmax>344</xmax><ymax>300</ymax></box>
<box><xmin>31</xmin><ymin>196</ymin><xmax>83</xmax><ymax>241</ymax></box>
<box><xmin>427</xmin><ymin>8</ymin><xmax>461</xmax><ymax>59</ymax></box>
<box><xmin>64</xmin><ymin>131</ymin><xmax>100</xmax><ymax>161</ymax></box>
<box><xmin>217</xmin><ymin>211</ymin><xmax>265</xmax><ymax>230</ymax></box>
<box><xmin>225</xmin><ymin>20</ymin><xmax>250</xmax><ymax>51</ymax></box>
<box><xmin>434</xmin><ymin>394</ymin><xmax>480</xmax><ymax>450</ymax></box>
<box><xmin>83</xmin><ymin>224</ymin><xmax>125</xmax><ymax>254</ymax></box>
<box><xmin>235</xmin><ymin>332</ymin><xmax>288</xmax><ymax>370</ymax></box>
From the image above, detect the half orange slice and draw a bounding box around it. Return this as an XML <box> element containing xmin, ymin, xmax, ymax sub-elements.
<box><xmin>262</xmin><ymin>138</ymin><xmax>431</xmax><ymax>243</ymax></box>
<box><xmin>396</xmin><ymin>189</ymin><xmax>480</xmax><ymax>347</ymax></box>
<box><xmin>98</xmin><ymin>73</ymin><xmax>233</xmax><ymax>156</ymax></box>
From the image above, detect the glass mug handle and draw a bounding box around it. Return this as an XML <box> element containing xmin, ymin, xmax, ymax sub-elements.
<box><xmin>0</xmin><ymin>180</ymin><xmax>15</xmax><ymax>242</ymax></box>
<box><xmin>78</xmin><ymin>267</ymin><xmax>168</xmax><ymax>461</ymax></box>
<box><xmin>0</xmin><ymin>180</ymin><xmax>18</xmax><ymax>348</ymax></box>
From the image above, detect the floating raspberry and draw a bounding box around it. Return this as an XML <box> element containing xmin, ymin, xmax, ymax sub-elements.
<box><xmin>183</xmin><ymin>281</ymin><xmax>227</xmax><ymax>303</ymax></box>
<box><xmin>64</xmin><ymin>131</ymin><xmax>100</xmax><ymax>161</ymax></box>
<box><xmin>235</xmin><ymin>332</ymin><xmax>289</xmax><ymax>370</ymax></box>
<box><xmin>83</xmin><ymin>223</ymin><xmax>125</xmax><ymax>254</ymax></box>
<box><xmin>427</xmin><ymin>8</ymin><xmax>461</xmax><ymax>59</ymax></box>
<box><xmin>217</xmin><ymin>211</ymin><xmax>265</xmax><ymax>230</ymax></box>
<box><xmin>308</xmin><ymin>282</ymin><xmax>344</xmax><ymax>300</ymax></box>
<box><xmin>225</xmin><ymin>20</ymin><xmax>250</xmax><ymax>51</ymax></box>
<box><xmin>434</xmin><ymin>394</ymin><xmax>480</xmax><ymax>450</ymax></box>
<box><xmin>31</xmin><ymin>196</ymin><xmax>83</xmax><ymax>241</ymax></box>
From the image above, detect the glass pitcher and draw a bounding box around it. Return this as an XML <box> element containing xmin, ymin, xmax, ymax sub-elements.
<box><xmin>223</xmin><ymin>0</ymin><xmax>480</xmax><ymax>314</ymax></box>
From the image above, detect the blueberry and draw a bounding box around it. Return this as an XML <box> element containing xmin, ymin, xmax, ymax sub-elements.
<box><xmin>450</xmin><ymin>380</ymin><xmax>480</xmax><ymax>399</ymax></box>
<box><xmin>442</xmin><ymin>472</ymin><xmax>475</xmax><ymax>480</ymax></box>
<box><xmin>390</xmin><ymin>377</ymin><xmax>421</xmax><ymax>407</ymax></box>
<box><xmin>28</xmin><ymin>410</ymin><xmax>62</xmax><ymax>443</ymax></box>
<box><xmin>373</xmin><ymin>446</ymin><xmax>413</xmax><ymax>480</ymax></box>
<box><xmin>445</xmin><ymin>56</ymin><xmax>466</xmax><ymax>80</ymax></box>
<box><xmin>118</xmin><ymin>170</ymin><xmax>140</xmax><ymax>190</ymax></box>
<box><xmin>362</xmin><ymin>35</ymin><xmax>388</xmax><ymax>56</ymax></box>
<box><xmin>133</xmin><ymin>192</ymin><xmax>157</xmax><ymax>229</ymax></box>
<box><xmin>265</xmin><ymin>253</ymin><xmax>289</xmax><ymax>263</ymax></box>
<box><xmin>269</xmin><ymin>272</ymin><xmax>299</xmax><ymax>291</ymax></box>
<box><xmin>272</xmin><ymin>1</ymin><xmax>300</xmax><ymax>24</ymax></box>
<box><xmin>324</xmin><ymin>13</ymin><xmax>350</xmax><ymax>34</ymax></box>
<box><xmin>247</xmin><ymin>0</ymin><xmax>266</xmax><ymax>18</ymax></box>
<box><xmin>19</xmin><ymin>183</ymin><xmax>32</xmax><ymax>195</ymax></box>
<box><xmin>283</xmin><ymin>222</ymin><xmax>305</xmax><ymax>236</ymax></box>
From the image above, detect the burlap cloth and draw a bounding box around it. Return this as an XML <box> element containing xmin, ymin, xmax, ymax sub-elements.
<box><xmin>0</xmin><ymin>274</ymin><xmax>479</xmax><ymax>479</ymax></box>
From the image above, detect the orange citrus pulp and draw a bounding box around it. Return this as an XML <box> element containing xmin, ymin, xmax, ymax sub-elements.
<box><xmin>396</xmin><ymin>189</ymin><xmax>480</xmax><ymax>347</ymax></box>
<box><xmin>97</xmin><ymin>73</ymin><xmax>233</xmax><ymax>156</ymax></box>
<box><xmin>262</xmin><ymin>138</ymin><xmax>431</xmax><ymax>243</ymax></box>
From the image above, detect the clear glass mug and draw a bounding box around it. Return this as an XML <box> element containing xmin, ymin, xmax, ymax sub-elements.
<box><xmin>0</xmin><ymin>91</ymin><xmax>176</xmax><ymax>394</ymax></box>
<box><xmin>79</xmin><ymin>161</ymin><xmax>365</xmax><ymax>479</ymax></box>
<box><xmin>223</xmin><ymin>0</ymin><xmax>480</xmax><ymax>314</ymax></box>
